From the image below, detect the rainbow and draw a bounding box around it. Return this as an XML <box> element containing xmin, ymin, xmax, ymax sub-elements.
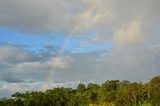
<box><xmin>43</xmin><ymin>0</ymin><xmax>101</xmax><ymax>90</ymax></box>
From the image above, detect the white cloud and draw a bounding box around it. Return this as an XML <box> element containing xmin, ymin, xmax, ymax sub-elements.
<box><xmin>113</xmin><ymin>19</ymin><xmax>143</xmax><ymax>46</ymax></box>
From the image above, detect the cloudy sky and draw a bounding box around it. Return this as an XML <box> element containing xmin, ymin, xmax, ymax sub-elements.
<box><xmin>0</xmin><ymin>0</ymin><xmax>160</xmax><ymax>97</ymax></box>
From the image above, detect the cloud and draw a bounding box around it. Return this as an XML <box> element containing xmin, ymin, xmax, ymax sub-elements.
<box><xmin>0</xmin><ymin>0</ymin><xmax>114</xmax><ymax>34</ymax></box>
<box><xmin>52</xmin><ymin>46</ymin><xmax>160</xmax><ymax>83</ymax></box>
<box><xmin>0</xmin><ymin>45</ymin><xmax>70</xmax><ymax>83</ymax></box>
<box><xmin>0</xmin><ymin>0</ymin><xmax>159</xmax><ymax>35</ymax></box>
<box><xmin>0</xmin><ymin>74</ymin><xmax>23</xmax><ymax>83</ymax></box>
<box><xmin>113</xmin><ymin>19</ymin><xmax>143</xmax><ymax>46</ymax></box>
<box><xmin>0</xmin><ymin>0</ymin><xmax>83</xmax><ymax>33</ymax></box>
<box><xmin>0</xmin><ymin>45</ymin><xmax>41</xmax><ymax>63</ymax></box>
<box><xmin>86</xmin><ymin>0</ymin><xmax>160</xmax><ymax>42</ymax></box>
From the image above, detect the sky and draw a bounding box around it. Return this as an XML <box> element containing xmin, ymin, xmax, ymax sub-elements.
<box><xmin>0</xmin><ymin>0</ymin><xmax>160</xmax><ymax>98</ymax></box>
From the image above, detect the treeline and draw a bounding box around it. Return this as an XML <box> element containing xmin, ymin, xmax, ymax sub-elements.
<box><xmin>0</xmin><ymin>76</ymin><xmax>160</xmax><ymax>106</ymax></box>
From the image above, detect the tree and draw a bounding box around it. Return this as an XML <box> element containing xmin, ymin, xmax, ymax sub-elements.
<box><xmin>77</xmin><ymin>83</ymin><xmax>86</xmax><ymax>93</ymax></box>
<box><xmin>87</xmin><ymin>83</ymin><xmax>100</xmax><ymax>90</ymax></box>
<box><xmin>1</xmin><ymin>76</ymin><xmax>160</xmax><ymax>106</ymax></box>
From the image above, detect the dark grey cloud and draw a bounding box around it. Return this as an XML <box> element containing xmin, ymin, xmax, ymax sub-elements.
<box><xmin>0</xmin><ymin>44</ymin><xmax>68</xmax><ymax>83</ymax></box>
<box><xmin>0</xmin><ymin>0</ymin><xmax>159</xmax><ymax>38</ymax></box>
<box><xmin>0</xmin><ymin>0</ymin><xmax>84</xmax><ymax>34</ymax></box>
<box><xmin>0</xmin><ymin>74</ymin><xmax>23</xmax><ymax>83</ymax></box>
<box><xmin>0</xmin><ymin>43</ymin><xmax>57</xmax><ymax>83</ymax></box>
<box><xmin>0</xmin><ymin>45</ymin><xmax>41</xmax><ymax>63</ymax></box>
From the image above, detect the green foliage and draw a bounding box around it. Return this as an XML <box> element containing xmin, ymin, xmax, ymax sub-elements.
<box><xmin>77</xmin><ymin>83</ymin><xmax>86</xmax><ymax>93</ymax></box>
<box><xmin>0</xmin><ymin>76</ymin><xmax>160</xmax><ymax>106</ymax></box>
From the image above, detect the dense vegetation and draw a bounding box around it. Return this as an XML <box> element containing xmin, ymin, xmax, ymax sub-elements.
<box><xmin>0</xmin><ymin>76</ymin><xmax>160</xmax><ymax>106</ymax></box>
